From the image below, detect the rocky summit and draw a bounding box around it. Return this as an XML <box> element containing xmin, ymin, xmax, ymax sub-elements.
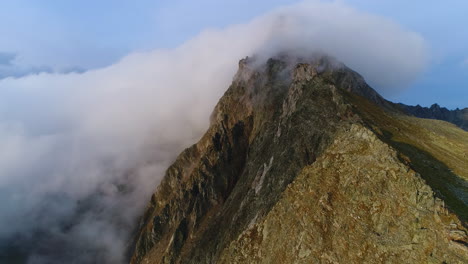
<box><xmin>129</xmin><ymin>55</ymin><xmax>468</xmax><ymax>263</ymax></box>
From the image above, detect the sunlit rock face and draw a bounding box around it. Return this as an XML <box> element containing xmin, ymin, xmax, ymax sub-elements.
<box><xmin>130</xmin><ymin>55</ymin><xmax>468</xmax><ymax>264</ymax></box>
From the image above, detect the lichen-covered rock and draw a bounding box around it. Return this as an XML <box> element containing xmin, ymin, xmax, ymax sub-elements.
<box><xmin>129</xmin><ymin>56</ymin><xmax>468</xmax><ymax>264</ymax></box>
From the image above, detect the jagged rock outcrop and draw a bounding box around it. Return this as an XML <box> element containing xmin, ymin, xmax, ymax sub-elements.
<box><xmin>130</xmin><ymin>56</ymin><xmax>468</xmax><ymax>263</ymax></box>
<box><xmin>398</xmin><ymin>103</ymin><xmax>468</xmax><ymax>131</ymax></box>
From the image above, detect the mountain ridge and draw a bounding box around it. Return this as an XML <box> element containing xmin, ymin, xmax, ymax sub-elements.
<box><xmin>129</xmin><ymin>55</ymin><xmax>468</xmax><ymax>263</ymax></box>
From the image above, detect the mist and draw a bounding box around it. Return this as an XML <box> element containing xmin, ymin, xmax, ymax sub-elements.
<box><xmin>0</xmin><ymin>1</ymin><xmax>426</xmax><ymax>263</ymax></box>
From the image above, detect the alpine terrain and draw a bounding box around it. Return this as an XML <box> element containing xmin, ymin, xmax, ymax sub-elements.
<box><xmin>129</xmin><ymin>55</ymin><xmax>468</xmax><ymax>263</ymax></box>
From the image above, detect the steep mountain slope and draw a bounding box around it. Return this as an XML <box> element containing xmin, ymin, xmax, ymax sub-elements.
<box><xmin>219</xmin><ymin>124</ymin><xmax>466</xmax><ymax>263</ymax></box>
<box><xmin>129</xmin><ymin>56</ymin><xmax>468</xmax><ymax>263</ymax></box>
<box><xmin>398</xmin><ymin>103</ymin><xmax>468</xmax><ymax>131</ymax></box>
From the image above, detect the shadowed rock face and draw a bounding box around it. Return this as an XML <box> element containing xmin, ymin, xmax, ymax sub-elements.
<box><xmin>129</xmin><ymin>56</ymin><xmax>468</xmax><ymax>263</ymax></box>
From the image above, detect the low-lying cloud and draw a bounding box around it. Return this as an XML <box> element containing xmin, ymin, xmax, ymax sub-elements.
<box><xmin>0</xmin><ymin>1</ymin><xmax>426</xmax><ymax>263</ymax></box>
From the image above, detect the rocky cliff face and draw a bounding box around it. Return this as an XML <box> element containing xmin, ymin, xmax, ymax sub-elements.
<box><xmin>398</xmin><ymin>103</ymin><xmax>468</xmax><ymax>131</ymax></box>
<box><xmin>129</xmin><ymin>56</ymin><xmax>468</xmax><ymax>263</ymax></box>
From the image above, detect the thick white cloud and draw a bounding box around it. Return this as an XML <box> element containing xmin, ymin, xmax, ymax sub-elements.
<box><xmin>0</xmin><ymin>1</ymin><xmax>426</xmax><ymax>263</ymax></box>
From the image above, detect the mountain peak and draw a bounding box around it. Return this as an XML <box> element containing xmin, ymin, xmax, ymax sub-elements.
<box><xmin>130</xmin><ymin>55</ymin><xmax>468</xmax><ymax>264</ymax></box>
<box><xmin>233</xmin><ymin>54</ymin><xmax>388</xmax><ymax>108</ymax></box>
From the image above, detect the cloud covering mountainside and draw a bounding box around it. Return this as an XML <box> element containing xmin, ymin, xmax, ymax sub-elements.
<box><xmin>0</xmin><ymin>1</ymin><xmax>426</xmax><ymax>263</ymax></box>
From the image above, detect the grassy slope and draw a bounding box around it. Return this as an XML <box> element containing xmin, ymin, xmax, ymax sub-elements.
<box><xmin>350</xmin><ymin>93</ymin><xmax>468</xmax><ymax>222</ymax></box>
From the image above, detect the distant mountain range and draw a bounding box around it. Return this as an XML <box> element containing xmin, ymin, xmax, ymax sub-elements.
<box><xmin>398</xmin><ymin>103</ymin><xmax>468</xmax><ymax>131</ymax></box>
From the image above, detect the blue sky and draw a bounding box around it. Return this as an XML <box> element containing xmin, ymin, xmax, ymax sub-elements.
<box><xmin>0</xmin><ymin>0</ymin><xmax>466</xmax><ymax>108</ymax></box>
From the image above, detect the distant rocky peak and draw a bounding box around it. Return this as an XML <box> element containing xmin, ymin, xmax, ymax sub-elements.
<box><xmin>430</xmin><ymin>103</ymin><xmax>441</xmax><ymax>109</ymax></box>
<box><xmin>398</xmin><ymin>103</ymin><xmax>468</xmax><ymax>131</ymax></box>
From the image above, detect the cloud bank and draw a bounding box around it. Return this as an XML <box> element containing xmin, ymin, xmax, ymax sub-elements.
<box><xmin>0</xmin><ymin>1</ymin><xmax>426</xmax><ymax>263</ymax></box>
